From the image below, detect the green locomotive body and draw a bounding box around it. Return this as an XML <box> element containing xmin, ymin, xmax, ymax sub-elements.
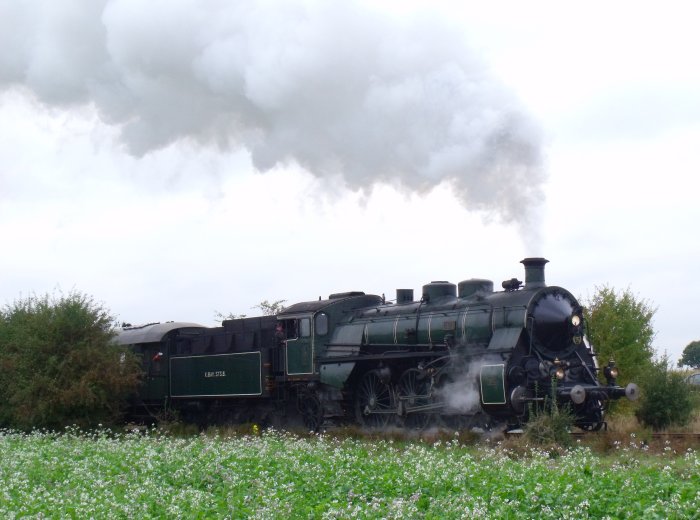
<box><xmin>117</xmin><ymin>258</ymin><xmax>637</xmax><ymax>431</ymax></box>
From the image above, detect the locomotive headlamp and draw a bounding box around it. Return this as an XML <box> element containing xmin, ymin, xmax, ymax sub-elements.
<box><xmin>604</xmin><ymin>360</ymin><xmax>619</xmax><ymax>384</ymax></box>
<box><xmin>606</xmin><ymin>366</ymin><xmax>619</xmax><ymax>379</ymax></box>
<box><xmin>551</xmin><ymin>358</ymin><xmax>566</xmax><ymax>380</ymax></box>
<box><xmin>571</xmin><ymin>315</ymin><xmax>581</xmax><ymax>327</ymax></box>
<box><xmin>554</xmin><ymin>366</ymin><xmax>566</xmax><ymax>380</ymax></box>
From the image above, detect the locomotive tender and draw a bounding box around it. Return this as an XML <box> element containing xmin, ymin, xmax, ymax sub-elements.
<box><xmin>117</xmin><ymin>258</ymin><xmax>638</xmax><ymax>431</ymax></box>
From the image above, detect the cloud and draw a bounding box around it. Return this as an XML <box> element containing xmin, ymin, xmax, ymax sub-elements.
<box><xmin>0</xmin><ymin>0</ymin><xmax>545</xmax><ymax>230</ymax></box>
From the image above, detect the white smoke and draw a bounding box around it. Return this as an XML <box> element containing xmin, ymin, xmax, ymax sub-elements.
<box><xmin>438</xmin><ymin>356</ymin><xmax>506</xmax><ymax>415</ymax></box>
<box><xmin>0</xmin><ymin>0</ymin><xmax>545</xmax><ymax>226</ymax></box>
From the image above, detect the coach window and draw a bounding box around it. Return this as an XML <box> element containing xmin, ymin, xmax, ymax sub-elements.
<box><xmin>300</xmin><ymin>317</ymin><xmax>311</xmax><ymax>337</ymax></box>
<box><xmin>315</xmin><ymin>313</ymin><xmax>328</xmax><ymax>336</ymax></box>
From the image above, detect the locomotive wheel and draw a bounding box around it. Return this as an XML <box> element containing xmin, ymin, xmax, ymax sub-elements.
<box><xmin>396</xmin><ymin>368</ymin><xmax>433</xmax><ymax>430</ymax></box>
<box><xmin>355</xmin><ymin>370</ymin><xmax>394</xmax><ymax>428</ymax></box>
<box><xmin>298</xmin><ymin>392</ymin><xmax>324</xmax><ymax>432</ymax></box>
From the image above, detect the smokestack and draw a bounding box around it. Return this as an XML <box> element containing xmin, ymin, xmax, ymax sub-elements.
<box><xmin>520</xmin><ymin>257</ymin><xmax>549</xmax><ymax>288</ymax></box>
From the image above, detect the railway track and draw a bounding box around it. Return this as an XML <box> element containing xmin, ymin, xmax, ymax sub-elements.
<box><xmin>642</xmin><ymin>432</ymin><xmax>700</xmax><ymax>442</ymax></box>
<box><xmin>504</xmin><ymin>430</ymin><xmax>700</xmax><ymax>442</ymax></box>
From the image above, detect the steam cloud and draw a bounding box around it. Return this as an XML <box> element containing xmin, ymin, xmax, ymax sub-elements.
<box><xmin>0</xmin><ymin>1</ymin><xmax>545</xmax><ymax>225</ymax></box>
<box><xmin>438</xmin><ymin>356</ymin><xmax>506</xmax><ymax>416</ymax></box>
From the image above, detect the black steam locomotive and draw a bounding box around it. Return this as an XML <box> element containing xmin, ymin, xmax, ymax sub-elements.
<box><xmin>116</xmin><ymin>258</ymin><xmax>638</xmax><ymax>431</ymax></box>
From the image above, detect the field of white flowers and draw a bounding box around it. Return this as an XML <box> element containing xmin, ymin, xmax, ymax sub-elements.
<box><xmin>0</xmin><ymin>427</ymin><xmax>698</xmax><ymax>519</ymax></box>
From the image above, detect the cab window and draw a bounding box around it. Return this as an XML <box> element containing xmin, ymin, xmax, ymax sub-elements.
<box><xmin>315</xmin><ymin>313</ymin><xmax>329</xmax><ymax>336</ymax></box>
<box><xmin>300</xmin><ymin>318</ymin><xmax>311</xmax><ymax>337</ymax></box>
<box><xmin>282</xmin><ymin>319</ymin><xmax>298</xmax><ymax>339</ymax></box>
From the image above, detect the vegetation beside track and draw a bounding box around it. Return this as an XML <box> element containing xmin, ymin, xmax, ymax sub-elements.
<box><xmin>1</xmin><ymin>427</ymin><xmax>698</xmax><ymax>518</ymax></box>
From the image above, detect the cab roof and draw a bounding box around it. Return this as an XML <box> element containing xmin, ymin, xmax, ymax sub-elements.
<box><xmin>279</xmin><ymin>292</ymin><xmax>382</xmax><ymax>317</ymax></box>
<box><xmin>114</xmin><ymin>322</ymin><xmax>205</xmax><ymax>345</ymax></box>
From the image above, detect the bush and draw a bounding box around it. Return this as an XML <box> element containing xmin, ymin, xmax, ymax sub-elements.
<box><xmin>635</xmin><ymin>355</ymin><xmax>694</xmax><ymax>431</ymax></box>
<box><xmin>0</xmin><ymin>291</ymin><xmax>141</xmax><ymax>430</ymax></box>
<box><xmin>584</xmin><ymin>286</ymin><xmax>655</xmax><ymax>387</ymax></box>
<box><xmin>523</xmin><ymin>388</ymin><xmax>575</xmax><ymax>447</ymax></box>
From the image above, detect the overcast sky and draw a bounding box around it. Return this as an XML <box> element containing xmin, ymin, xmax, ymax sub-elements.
<box><xmin>1</xmin><ymin>0</ymin><xmax>698</xmax><ymax>364</ymax></box>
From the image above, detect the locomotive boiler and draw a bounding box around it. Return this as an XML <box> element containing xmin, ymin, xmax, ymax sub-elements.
<box><xmin>117</xmin><ymin>258</ymin><xmax>638</xmax><ymax>431</ymax></box>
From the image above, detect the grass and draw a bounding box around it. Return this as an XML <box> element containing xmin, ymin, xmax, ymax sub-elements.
<box><xmin>606</xmin><ymin>411</ymin><xmax>700</xmax><ymax>434</ymax></box>
<box><xmin>1</xmin><ymin>426</ymin><xmax>698</xmax><ymax>518</ymax></box>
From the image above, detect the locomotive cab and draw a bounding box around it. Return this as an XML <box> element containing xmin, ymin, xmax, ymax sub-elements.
<box><xmin>279</xmin><ymin>315</ymin><xmax>313</xmax><ymax>376</ymax></box>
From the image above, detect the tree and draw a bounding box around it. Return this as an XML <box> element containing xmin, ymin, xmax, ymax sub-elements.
<box><xmin>636</xmin><ymin>354</ymin><xmax>694</xmax><ymax>431</ymax></box>
<box><xmin>215</xmin><ymin>299</ymin><xmax>287</xmax><ymax>322</ymax></box>
<box><xmin>678</xmin><ymin>340</ymin><xmax>700</xmax><ymax>369</ymax></box>
<box><xmin>0</xmin><ymin>291</ymin><xmax>141</xmax><ymax>430</ymax></box>
<box><xmin>253</xmin><ymin>299</ymin><xmax>287</xmax><ymax>316</ymax></box>
<box><xmin>584</xmin><ymin>286</ymin><xmax>655</xmax><ymax>386</ymax></box>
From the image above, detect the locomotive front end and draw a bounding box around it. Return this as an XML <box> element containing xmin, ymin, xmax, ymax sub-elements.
<box><xmin>511</xmin><ymin>258</ymin><xmax>638</xmax><ymax>430</ymax></box>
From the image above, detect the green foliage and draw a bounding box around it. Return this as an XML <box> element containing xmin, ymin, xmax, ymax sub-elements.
<box><xmin>215</xmin><ymin>299</ymin><xmax>287</xmax><ymax>322</ymax></box>
<box><xmin>584</xmin><ymin>285</ymin><xmax>655</xmax><ymax>385</ymax></box>
<box><xmin>523</xmin><ymin>384</ymin><xmax>575</xmax><ymax>447</ymax></box>
<box><xmin>1</xmin><ymin>429</ymin><xmax>698</xmax><ymax>518</ymax></box>
<box><xmin>678</xmin><ymin>340</ymin><xmax>700</xmax><ymax>368</ymax></box>
<box><xmin>523</xmin><ymin>405</ymin><xmax>574</xmax><ymax>447</ymax></box>
<box><xmin>214</xmin><ymin>309</ymin><xmax>247</xmax><ymax>320</ymax></box>
<box><xmin>253</xmin><ymin>299</ymin><xmax>287</xmax><ymax>316</ymax></box>
<box><xmin>0</xmin><ymin>292</ymin><xmax>141</xmax><ymax>430</ymax></box>
<box><xmin>635</xmin><ymin>354</ymin><xmax>694</xmax><ymax>431</ymax></box>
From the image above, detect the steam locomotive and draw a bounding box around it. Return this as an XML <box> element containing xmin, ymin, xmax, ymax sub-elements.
<box><xmin>116</xmin><ymin>258</ymin><xmax>638</xmax><ymax>431</ymax></box>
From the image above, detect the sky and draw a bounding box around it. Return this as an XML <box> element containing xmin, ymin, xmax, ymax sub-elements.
<box><xmin>1</xmin><ymin>0</ymin><xmax>699</xmax><ymax>364</ymax></box>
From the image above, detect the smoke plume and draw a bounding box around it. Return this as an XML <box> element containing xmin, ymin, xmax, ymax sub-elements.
<box><xmin>0</xmin><ymin>1</ymin><xmax>545</xmax><ymax>225</ymax></box>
